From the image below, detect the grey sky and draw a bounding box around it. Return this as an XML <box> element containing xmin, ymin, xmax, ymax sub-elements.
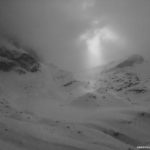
<box><xmin>0</xmin><ymin>0</ymin><xmax>150</xmax><ymax>71</ymax></box>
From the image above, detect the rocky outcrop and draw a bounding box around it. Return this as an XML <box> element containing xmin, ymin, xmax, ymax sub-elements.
<box><xmin>0</xmin><ymin>46</ymin><xmax>40</xmax><ymax>73</ymax></box>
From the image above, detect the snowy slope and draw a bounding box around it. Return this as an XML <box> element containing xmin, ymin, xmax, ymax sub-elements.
<box><xmin>0</xmin><ymin>37</ymin><xmax>149</xmax><ymax>150</ymax></box>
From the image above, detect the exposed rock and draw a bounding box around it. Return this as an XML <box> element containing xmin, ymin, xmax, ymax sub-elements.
<box><xmin>13</xmin><ymin>53</ymin><xmax>40</xmax><ymax>72</ymax></box>
<box><xmin>0</xmin><ymin>46</ymin><xmax>40</xmax><ymax>73</ymax></box>
<box><xmin>0</xmin><ymin>58</ymin><xmax>16</xmax><ymax>72</ymax></box>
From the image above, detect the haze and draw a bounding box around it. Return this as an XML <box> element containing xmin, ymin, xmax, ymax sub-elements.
<box><xmin>0</xmin><ymin>0</ymin><xmax>150</xmax><ymax>71</ymax></box>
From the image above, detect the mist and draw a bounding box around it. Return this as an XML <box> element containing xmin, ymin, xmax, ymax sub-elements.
<box><xmin>0</xmin><ymin>0</ymin><xmax>150</xmax><ymax>71</ymax></box>
<box><xmin>1</xmin><ymin>1</ymin><xmax>150</xmax><ymax>150</ymax></box>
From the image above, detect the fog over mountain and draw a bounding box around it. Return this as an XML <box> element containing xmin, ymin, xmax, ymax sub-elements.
<box><xmin>0</xmin><ymin>0</ymin><xmax>150</xmax><ymax>71</ymax></box>
<box><xmin>0</xmin><ymin>1</ymin><xmax>150</xmax><ymax>150</ymax></box>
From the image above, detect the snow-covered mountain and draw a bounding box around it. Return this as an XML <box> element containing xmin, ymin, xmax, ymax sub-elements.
<box><xmin>0</xmin><ymin>37</ymin><xmax>150</xmax><ymax>150</ymax></box>
<box><xmin>74</xmin><ymin>54</ymin><xmax>150</xmax><ymax>107</ymax></box>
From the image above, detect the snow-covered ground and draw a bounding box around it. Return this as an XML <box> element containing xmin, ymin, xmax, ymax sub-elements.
<box><xmin>0</xmin><ymin>38</ymin><xmax>150</xmax><ymax>150</ymax></box>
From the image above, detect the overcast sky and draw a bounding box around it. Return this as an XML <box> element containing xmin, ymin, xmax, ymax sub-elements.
<box><xmin>0</xmin><ymin>0</ymin><xmax>150</xmax><ymax>71</ymax></box>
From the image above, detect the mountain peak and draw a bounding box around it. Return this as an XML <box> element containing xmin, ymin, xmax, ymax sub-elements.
<box><xmin>115</xmin><ymin>54</ymin><xmax>144</xmax><ymax>69</ymax></box>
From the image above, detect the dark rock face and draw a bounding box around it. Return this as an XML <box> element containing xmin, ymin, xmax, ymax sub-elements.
<box><xmin>127</xmin><ymin>87</ymin><xmax>147</xmax><ymax>94</ymax></box>
<box><xmin>0</xmin><ymin>46</ymin><xmax>40</xmax><ymax>73</ymax></box>
<box><xmin>13</xmin><ymin>53</ymin><xmax>40</xmax><ymax>72</ymax></box>
<box><xmin>0</xmin><ymin>47</ymin><xmax>18</xmax><ymax>59</ymax></box>
<box><xmin>0</xmin><ymin>60</ymin><xmax>16</xmax><ymax>72</ymax></box>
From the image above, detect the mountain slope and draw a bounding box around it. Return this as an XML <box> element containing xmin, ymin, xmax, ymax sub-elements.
<box><xmin>0</xmin><ymin>37</ymin><xmax>149</xmax><ymax>150</ymax></box>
